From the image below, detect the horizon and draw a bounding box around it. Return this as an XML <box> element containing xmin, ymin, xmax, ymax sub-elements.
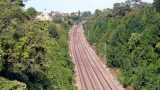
<box><xmin>25</xmin><ymin>0</ymin><xmax>153</xmax><ymax>13</ymax></box>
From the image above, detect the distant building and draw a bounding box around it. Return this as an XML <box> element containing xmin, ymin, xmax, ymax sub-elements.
<box><xmin>36</xmin><ymin>12</ymin><xmax>53</xmax><ymax>21</ymax></box>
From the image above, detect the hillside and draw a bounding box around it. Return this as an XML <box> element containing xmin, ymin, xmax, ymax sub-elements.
<box><xmin>0</xmin><ymin>0</ymin><xmax>75</xmax><ymax>90</ymax></box>
<box><xmin>84</xmin><ymin>0</ymin><xmax>160</xmax><ymax>89</ymax></box>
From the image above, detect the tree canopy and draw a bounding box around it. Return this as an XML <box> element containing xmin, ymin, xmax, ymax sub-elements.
<box><xmin>84</xmin><ymin>0</ymin><xmax>160</xmax><ymax>89</ymax></box>
<box><xmin>0</xmin><ymin>0</ymin><xmax>75</xmax><ymax>90</ymax></box>
<box><xmin>153</xmin><ymin>0</ymin><xmax>160</xmax><ymax>12</ymax></box>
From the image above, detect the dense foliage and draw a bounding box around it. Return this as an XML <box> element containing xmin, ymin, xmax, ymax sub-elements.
<box><xmin>69</xmin><ymin>11</ymin><xmax>91</xmax><ymax>24</ymax></box>
<box><xmin>0</xmin><ymin>0</ymin><xmax>75</xmax><ymax>90</ymax></box>
<box><xmin>84</xmin><ymin>0</ymin><xmax>160</xmax><ymax>89</ymax></box>
<box><xmin>153</xmin><ymin>0</ymin><xmax>160</xmax><ymax>12</ymax></box>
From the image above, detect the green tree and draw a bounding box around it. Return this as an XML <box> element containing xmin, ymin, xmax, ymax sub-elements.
<box><xmin>0</xmin><ymin>0</ymin><xmax>75</xmax><ymax>89</ymax></box>
<box><xmin>94</xmin><ymin>9</ymin><xmax>102</xmax><ymax>17</ymax></box>
<box><xmin>26</xmin><ymin>7</ymin><xmax>37</xmax><ymax>17</ymax></box>
<box><xmin>153</xmin><ymin>0</ymin><xmax>160</xmax><ymax>12</ymax></box>
<box><xmin>84</xmin><ymin>1</ymin><xmax>160</xmax><ymax>89</ymax></box>
<box><xmin>83</xmin><ymin>11</ymin><xmax>91</xmax><ymax>17</ymax></box>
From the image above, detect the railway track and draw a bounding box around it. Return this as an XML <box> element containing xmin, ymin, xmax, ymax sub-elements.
<box><xmin>69</xmin><ymin>24</ymin><xmax>124</xmax><ymax>90</ymax></box>
<box><xmin>72</xmin><ymin>26</ymin><xmax>95</xmax><ymax>90</ymax></box>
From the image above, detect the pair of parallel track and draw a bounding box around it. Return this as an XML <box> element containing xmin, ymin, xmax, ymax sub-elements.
<box><xmin>69</xmin><ymin>24</ymin><xmax>123</xmax><ymax>90</ymax></box>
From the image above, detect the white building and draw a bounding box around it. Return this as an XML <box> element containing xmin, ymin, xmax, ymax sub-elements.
<box><xmin>36</xmin><ymin>13</ymin><xmax>53</xmax><ymax>21</ymax></box>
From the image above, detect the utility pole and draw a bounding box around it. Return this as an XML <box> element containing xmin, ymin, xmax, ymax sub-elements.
<box><xmin>104</xmin><ymin>42</ymin><xmax>106</xmax><ymax>59</ymax></box>
<box><xmin>88</xmin><ymin>29</ymin><xmax>90</xmax><ymax>43</ymax></box>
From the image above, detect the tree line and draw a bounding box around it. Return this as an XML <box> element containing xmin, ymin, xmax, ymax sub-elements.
<box><xmin>0</xmin><ymin>0</ymin><xmax>75</xmax><ymax>90</ymax></box>
<box><xmin>84</xmin><ymin>0</ymin><xmax>160</xmax><ymax>89</ymax></box>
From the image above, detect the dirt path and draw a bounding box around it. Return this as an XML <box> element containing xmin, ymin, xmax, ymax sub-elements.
<box><xmin>69</xmin><ymin>24</ymin><xmax>124</xmax><ymax>90</ymax></box>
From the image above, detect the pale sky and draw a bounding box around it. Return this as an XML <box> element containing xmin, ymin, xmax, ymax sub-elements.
<box><xmin>25</xmin><ymin>0</ymin><xmax>153</xmax><ymax>13</ymax></box>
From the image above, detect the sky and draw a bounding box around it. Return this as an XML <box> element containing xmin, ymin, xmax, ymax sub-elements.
<box><xmin>25</xmin><ymin>0</ymin><xmax>153</xmax><ymax>13</ymax></box>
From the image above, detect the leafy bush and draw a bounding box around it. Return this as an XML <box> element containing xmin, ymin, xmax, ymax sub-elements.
<box><xmin>0</xmin><ymin>77</ymin><xmax>27</xmax><ymax>90</ymax></box>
